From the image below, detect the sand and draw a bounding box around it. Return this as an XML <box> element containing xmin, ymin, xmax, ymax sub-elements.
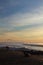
<box><xmin>0</xmin><ymin>49</ymin><xmax>43</xmax><ymax>65</ymax></box>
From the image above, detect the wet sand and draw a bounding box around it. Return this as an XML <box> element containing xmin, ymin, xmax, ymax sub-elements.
<box><xmin>0</xmin><ymin>49</ymin><xmax>43</xmax><ymax>65</ymax></box>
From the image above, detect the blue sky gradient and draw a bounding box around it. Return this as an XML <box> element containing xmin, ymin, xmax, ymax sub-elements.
<box><xmin>0</xmin><ymin>0</ymin><xmax>43</xmax><ymax>18</ymax></box>
<box><xmin>0</xmin><ymin>0</ymin><xmax>43</xmax><ymax>42</ymax></box>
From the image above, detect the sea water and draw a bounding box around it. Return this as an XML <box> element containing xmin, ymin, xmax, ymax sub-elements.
<box><xmin>24</xmin><ymin>46</ymin><xmax>43</xmax><ymax>51</ymax></box>
<box><xmin>0</xmin><ymin>42</ymin><xmax>43</xmax><ymax>51</ymax></box>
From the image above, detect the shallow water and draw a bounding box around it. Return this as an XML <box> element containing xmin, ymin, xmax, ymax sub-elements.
<box><xmin>0</xmin><ymin>42</ymin><xmax>43</xmax><ymax>51</ymax></box>
<box><xmin>24</xmin><ymin>45</ymin><xmax>43</xmax><ymax>51</ymax></box>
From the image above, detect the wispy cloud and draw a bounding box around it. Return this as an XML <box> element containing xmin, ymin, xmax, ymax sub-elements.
<box><xmin>0</xmin><ymin>6</ymin><xmax>43</xmax><ymax>33</ymax></box>
<box><xmin>0</xmin><ymin>0</ymin><xmax>43</xmax><ymax>42</ymax></box>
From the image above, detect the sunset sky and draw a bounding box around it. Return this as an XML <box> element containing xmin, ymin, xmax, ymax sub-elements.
<box><xmin>0</xmin><ymin>0</ymin><xmax>43</xmax><ymax>42</ymax></box>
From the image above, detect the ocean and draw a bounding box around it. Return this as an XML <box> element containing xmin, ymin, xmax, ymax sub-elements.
<box><xmin>0</xmin><ymin>42</ymin><xmax>43</xmax><ymax>51</ymax></box>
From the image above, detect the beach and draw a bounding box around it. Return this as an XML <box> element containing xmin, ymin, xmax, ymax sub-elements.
<box><xmin>0</xmin><ymin>48</ymin><xmax>43</xmax><ymax>65</ymax></box>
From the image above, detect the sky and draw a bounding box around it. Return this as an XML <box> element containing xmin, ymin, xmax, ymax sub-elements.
<box><xmin>0</xmin><ymin>0</ymin><xmax>43</xmax><ymax>43</ymax></box>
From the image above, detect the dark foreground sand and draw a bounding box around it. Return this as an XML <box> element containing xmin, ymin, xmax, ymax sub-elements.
<box><xmin>0</xmin><ymin>49</ymin><xmax>43</xmax><ymax>65</ymax></box>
